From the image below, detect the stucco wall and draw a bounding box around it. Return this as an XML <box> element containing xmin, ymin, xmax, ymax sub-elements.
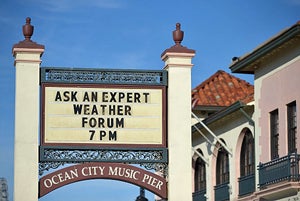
<box><xmin>192</xmin><ymin>107</ymin><xmax>254</xmax><ymax>200</ymax></box>
<box><xmin>257</xmin><ymin>56</ymin><xmax>300</xmax><ymax>162</ymax></box>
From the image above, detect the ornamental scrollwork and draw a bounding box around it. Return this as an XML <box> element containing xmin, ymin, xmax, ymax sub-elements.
<box><xmin>41</xmin><ymin>148</ymin><xmax>166</xmax><ymax>163</ymax></box>
<box><xmin>39</xmin><ymin>147</ymin><xmax>168</xmax><ymax>175</ymax></box>
<box><xmin>39</xmin><ymin>161</ymin><xmax>67</xmax><ymax>175</ymax></box>
<box><xmin>41</xmin><ymin>68</ymin><xmax>167</xmax><ymax>85</ymax></box>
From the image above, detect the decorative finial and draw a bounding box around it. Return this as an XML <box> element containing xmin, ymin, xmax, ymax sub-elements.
<box><xmin>161</xmin><ymin>22</ymin><xmax>195</xmax><ymax>56</ymax></box>
<box><xmin>22</xmin><ymin>17</ymin><xmax>34</xmax><ymax>41</ymax></box>
<box><xmin>173</xmin><ymin>23</ymin><xmax>184</xmax><ymax>46</ymax></box>
<box><xmin>12</xmin><ymin>17</ymin><xmax>45</xmax><ymax>50</ymax></box>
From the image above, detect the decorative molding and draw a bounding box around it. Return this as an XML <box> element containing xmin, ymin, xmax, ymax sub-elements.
<box><xmin>13</xmin><ymin>47</ymin><xmax>44</xmax><ymax>53</ymax></box>
<box><xmin>14</xmin><ymin>59</ymin><xmax>42</xmax><ymax>64</ymax></box>
<box><xmin>39</xmin><ymin>146</ymin><xmax>168</xmax><ymax>175</ymax></box>
<box><xmin>41</xmin><ymin>67</ymin><xmax>167</xmax><ymax>85</ymax></box>
<box><xmin>39</xmin><ymin>161</ymin><xmax>68</xmax><ymax>176</ymax></box>
<box><xmin>40</xmin><ymin>147</ymin><xmax>167</xmax><ymax>163</ymax></box>
<box><xmin>39</xmin><ymin>161</ymin><xmax>168</xmax><ymax>177</ymax></box>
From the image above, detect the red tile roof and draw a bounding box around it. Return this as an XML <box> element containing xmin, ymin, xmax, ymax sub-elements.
<box><xmin>192</xmin><ymin>70</ymin><xmax>254</xmax><ymax>108</ymax></box>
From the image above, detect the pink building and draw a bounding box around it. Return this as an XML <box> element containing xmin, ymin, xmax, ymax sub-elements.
<box><xmin>230</xmin><ymin>21</ymin><xmax>300</xmax><ymax>200</ymax></box>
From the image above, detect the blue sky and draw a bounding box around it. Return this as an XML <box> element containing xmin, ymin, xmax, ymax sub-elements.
<box><xmin>0</xmin><ymin>0</ymin><xmax>299</xmax><ymax>200</ymax></box>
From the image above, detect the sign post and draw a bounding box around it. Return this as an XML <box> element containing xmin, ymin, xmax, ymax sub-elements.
<box><xmin>161</xmin><ymin>23</ymin><xmax>195</xmax><ymax>201</ymax></box>
<box><xmin>12</xmin><ymin>17</ymin><xmax>44</xmax><ymax>201</ymax></box>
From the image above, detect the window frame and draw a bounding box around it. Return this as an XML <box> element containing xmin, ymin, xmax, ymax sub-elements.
<box><xmin>216</xmin><ymin>146</ymin><xmax>229</xmax><ymax>185</ymax></box>
<box><xmin>270</xmin><ymin>109</ymin><xmax>279</xmax><ymax>160</ymax></box>
<box><xmin>240</xmin><ymin>129</ymin><xmax>255</xmax><ymax>177</ymax></box>
<box><xmin>287</xmin><ymin>101</ymin><xmax>297</xmax><ymax>154</ymax></box>
<box><xmin>194</xmin><ymin>152</ymin><xmax>207</xmax><ymax>192</ymax></box>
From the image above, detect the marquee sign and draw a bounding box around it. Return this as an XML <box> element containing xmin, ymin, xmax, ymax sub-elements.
<box><xmin>41</xmin><ymin>83</ymin><xmax>166</xmax><ymax>148</ymax></box>
<box><xmin>39</xmin><ymin>68</ymin><xmax>168</xmax><ymax>199</ymax></box>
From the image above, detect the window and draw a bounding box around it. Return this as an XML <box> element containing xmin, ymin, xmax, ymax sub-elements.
<box><xmin>287</xmin><ymin>101</ymin><xmax>297</xmax><ymax>153</ymax></box>
<box><xmin>270</xmin><ymin>109</ymin><xmax>279</xmax><ymax>159</ymax></box>
<box><xmin>240</xmin><ymin>129</ymin><xmax>255</xmax><ymax>177</ymax></box>
<box><xmin>216</xmin><ymin>145</ymin><xmax>229</xmax><ymax>185</ymax></box>
<box><xmin>194</xmin><ymin>150</ymin><xmax>206</xmax><ymax>191</ymax></box>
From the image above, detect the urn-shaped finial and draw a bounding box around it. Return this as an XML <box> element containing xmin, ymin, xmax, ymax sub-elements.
<box><xmin>173</xmin><ymin>23</ymin><xmax>184</xmax><ymax>46</ymax></box>
<box><xmin>23</xmin><ymin>17</ymin><xmax>34</xmax><ymax>41</ymax></box>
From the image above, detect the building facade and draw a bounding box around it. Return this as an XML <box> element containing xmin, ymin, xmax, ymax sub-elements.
<box><xmin>192</xmin><ymin>21</ymin><xmax>300</xmax><ymax>200</ymax></box>
<box><xmin>191</xmin><ymin>71</ymin><xmax>255</xmax><ymax>201</ymax></box>
<box><xmin>231</xmin><ymin>21</ymin><xmax>300</xmax><ymax>201</ymax></box>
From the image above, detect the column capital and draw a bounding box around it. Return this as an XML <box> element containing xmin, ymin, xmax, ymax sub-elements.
<box><xmin>161</xmin><ymin>23</ymin><xmax>195</xmax><ymax>69</ymax></box>
<box><xmin>161</xmin><ymin>51</ymin><xmax>195</xmax><ymax>67</ymax></box>
<box><xmin>12</xmin><ymin>17</ymin><xmax>45</xmax><ymax>66</ymax></box>
<box><xmin>161</xmin><ymin>45</ymin><xmax>196</xmax><ymax>59</ymax></box>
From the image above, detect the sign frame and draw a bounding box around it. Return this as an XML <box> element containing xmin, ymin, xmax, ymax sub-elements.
<box><xmin>40</xmin><ymin>67</ymin><xmax>168</xmax><ymax>149</ymax></box>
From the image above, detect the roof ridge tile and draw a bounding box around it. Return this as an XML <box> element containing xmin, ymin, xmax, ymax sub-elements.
<box><xmin>192</xmin><ymin>70</ymin><xmax>254</xmax><ymax>107</ymax></box>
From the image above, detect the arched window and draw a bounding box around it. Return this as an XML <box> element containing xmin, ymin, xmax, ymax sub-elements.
<box><xmin>240</xmin><ymin>129</ymin><xmax>254</xmax><ymax>177</ymax></box>
<box><xmin>216</xmin><ymin>142</ymin><xmax>229</xmax><ymax>185</ymax></box>
<box><xmin>194</xmin><ymin>150</ymin><xmax>206</xmax><ymax>191</ymax></box>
